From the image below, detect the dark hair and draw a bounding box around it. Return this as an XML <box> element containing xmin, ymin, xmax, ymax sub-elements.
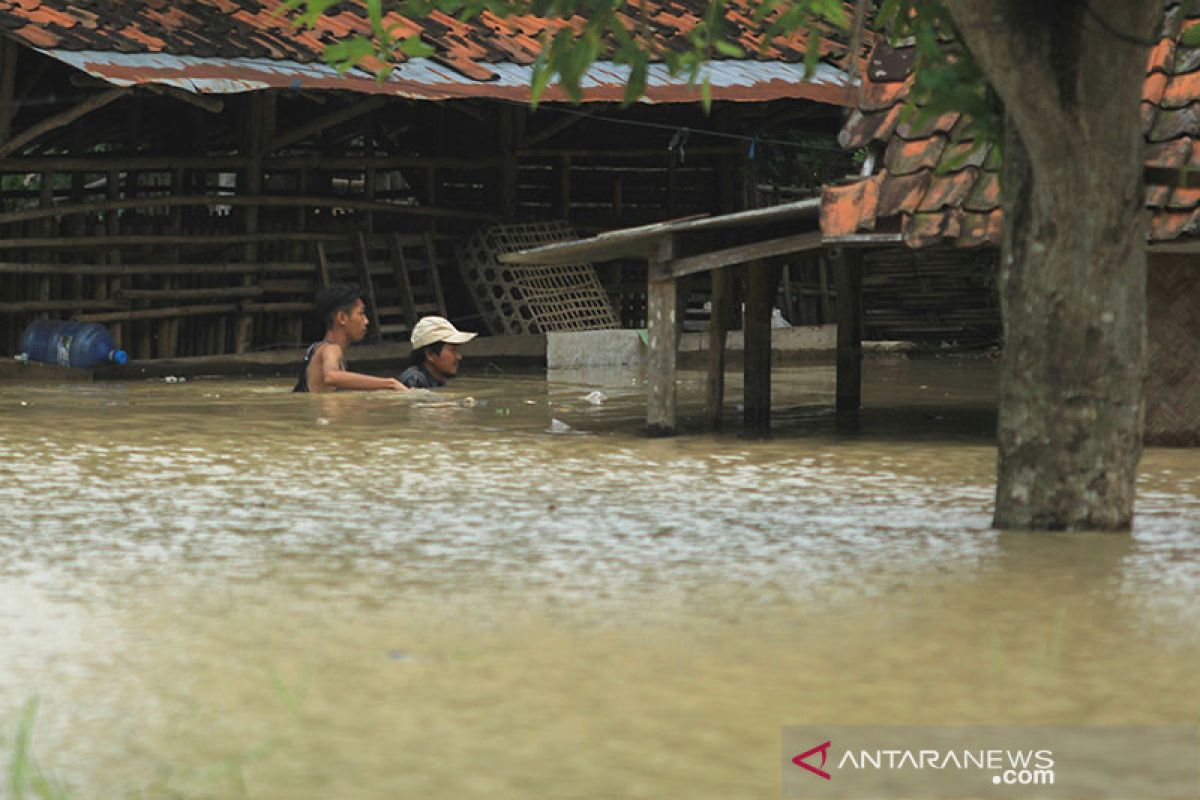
<box><xmin>409</xmin><ymin>340</ymin><xmax>445</xmax><ymax>367</ymax></box>
<box><xmin>315</xmin><ymin>285</ymin><xmax>362</xmax><ymax>330</ymax></box>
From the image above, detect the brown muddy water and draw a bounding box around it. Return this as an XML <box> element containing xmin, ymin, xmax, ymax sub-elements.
<box><xmin>0</xmin><ymin>358</ymin><xmax>1197</xmax><ymax>799</ymax></box>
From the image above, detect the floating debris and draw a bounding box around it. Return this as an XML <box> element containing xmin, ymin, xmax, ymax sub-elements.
<box><xmin>461</xmin><ymin>396</ymin><xmax>477</xmax><ymax>408</ymax></box>
<box><xmin>548</xmin><ymin>418</ymin><xmax>573</xmax><ymax>433</ymax></box>
<box><xmin>316</xmin><ymin>418</ymin><xmax>331</xmax><ymax>426</ymax></box>
<box><xmin>584</xmin><ymin>390</ymin><xmax>607</xmax><ymax>405</ymax></box>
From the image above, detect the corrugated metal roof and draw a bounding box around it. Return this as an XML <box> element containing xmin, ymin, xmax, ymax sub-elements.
<box><xmin>0</xmin><ymin>0</ymin><xmax>863</xmax><ymax>104</ymax></box>
<box><xmin>41</xmin><ymin>49</ymin><xmax>853</xmax><ymax>103</ymax></box>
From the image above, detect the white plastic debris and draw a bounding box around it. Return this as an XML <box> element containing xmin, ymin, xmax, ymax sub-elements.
<box><xmin>584</xmin><ymin>391</ymin><xmax>607</xmax><ymax>405</ymax></box>
<box><xmin>461</xmin><ymin>397</ymin><xmax>477</xmax><ymax>408</ymax></box>
<box><xmin>548</xmin><ymin>418</ymin><xmax>573</xmax><ymax>433</ymax></box>
<box><xmin>316</xmin><ymin>417</ymin><xmax>331</xmax><ymax>426</ymax></box>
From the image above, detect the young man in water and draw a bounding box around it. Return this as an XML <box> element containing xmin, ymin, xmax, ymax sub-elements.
<box><xmin>294</xmin><ymin>285</ymin><xmax>406</xmax><ymax>393</ymax></box>
<box><xmin>399</xmin><ymin>315</ymin><xmax>477</xmax><ymax>389</ymax></box>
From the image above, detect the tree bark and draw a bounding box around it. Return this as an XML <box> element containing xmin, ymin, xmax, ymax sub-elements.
<box><xmin>945</xmin><ymin>0</ymin><xmax>1160</xmax><ymax>529</ymax></box>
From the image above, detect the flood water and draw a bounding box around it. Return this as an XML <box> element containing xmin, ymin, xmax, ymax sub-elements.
<box><xmin>1</xmin><ymin>358</ymin><xmax>1197</xmax><ymax>798</ymax></box>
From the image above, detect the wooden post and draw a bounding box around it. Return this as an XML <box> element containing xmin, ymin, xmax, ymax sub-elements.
<box><xmin>557</xmin><ymin>155</ymin><xmax>571</xmax><ymax>221</ymax></box>
<box><xmin>706</xmin><ymin>265</ymin><xmax>733</xmax><ymax>429</ymax></box>
<box><xmin>834</xmin><ymin>247</ymin><xmax>864</xmax><ymax>412</ymax></box>
<box><xmin>105</xmin><ymin>169</ymin><xmax>122</xmax><ymax>349</ymax></box>
<box><xmin>817</xmin><ymin>252</ymin><xmax>833</xmax><ymax>325</ymax></box>
<box><xmin>743</xmin><ymin>259</ymin><xmax>781</xmax><ymax>435</ymax></box>
<box><xmin>0</xmin><ymin>39</ymin><xmax>17</xmax><ymax>144</ymax></box>
<box><xmin>499</xmin><ymin>106</ymin><xmax>519</xmax><ymax>219</ymax></box>
<box><xmin>37</xmin><ymin>172</ymin><xmax>52</xmax><ymax>318</ymax></box>
<box><xmin>160</xmin><ymin>167</ymin><xmax>184</xmax><ymax>358</ymax></box>
<box><xmin>236</xmin><ymin>92</ymin><xmax>273</xmax><ymax>354</ymax></box>
<box><xmin>646</xmin><ymin>235</ymin><xmax>678</xmax><ymax>436</ymax></box>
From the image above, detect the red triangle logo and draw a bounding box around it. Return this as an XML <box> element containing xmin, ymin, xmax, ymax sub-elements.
<box><xmin>792</xmin><ymin>740</ymin><xmax>832</xmax><ymax>780</ymax></box>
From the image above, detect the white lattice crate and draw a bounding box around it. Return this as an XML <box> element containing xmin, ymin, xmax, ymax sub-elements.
<box><xmin>457</xmin><ymin>221</ymin><xmax>619</xmax><ymax>336</ymax></box>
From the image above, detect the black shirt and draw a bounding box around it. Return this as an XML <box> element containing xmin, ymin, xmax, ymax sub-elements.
<box><xmin>293</xmin><ymin>341</ymin><xmax>345</xmax><ymax>393</ymax></box>
<box><xmin>399</xmin><ymin>365</ymin><xmax>444</xmax><ymax>389</ymax></box>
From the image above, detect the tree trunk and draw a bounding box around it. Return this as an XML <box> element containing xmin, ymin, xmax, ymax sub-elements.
<box><xmin>945</xmin><ymin>0</ymin><xmax>1160</xmax><ymax>529</ymax></box>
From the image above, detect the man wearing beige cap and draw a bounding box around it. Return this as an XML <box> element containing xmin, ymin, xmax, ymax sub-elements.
<box><xmin>399</xmin><ymin>316</ymin><xmax>478</xmax><ymax>389</ymax></box>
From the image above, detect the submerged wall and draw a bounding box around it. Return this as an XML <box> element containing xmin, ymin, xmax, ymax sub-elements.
<box><xmin>1146</xmin><ymin>252</ymin><xmax>1200</xmax><ymax>445</ymax></box>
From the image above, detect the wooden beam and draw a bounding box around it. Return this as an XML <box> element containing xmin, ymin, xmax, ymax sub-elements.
<box><xmin>0</xmin><ymin>154</ymin><xmax>505</xmax><ymax>172</ymax></box>
<box><xmin>0</xmin><ymin>233</ymin><xmax>347</xmax><ymax>250</ymax></box>
<box><xmin>117</xmin><ymin>286</ymin><xmax>264</xmax><ymax>302</ymax></box>
<box><xmin>76</xmin><ymin>303</ymin><xmax>240</xmax><ymax>323</ymax></box>
<box><xmin>145</xmin><ymin>84</ymin><xmax>225</xmax><ymax>114</ymax></box>
<box><xmin>667</xmin><ymin>231</ymin><xmax>824</xmax><ymax>278</ymax></box>
<box><xmin>261</xmin><ymin>95</ymin><xmax>389</xmax><ymax>155</ymax></box>
<box><xmin>743</xmin><ymin>260</ymin><xmax>781</xmax><ymax>435</ymax></box>
<box><xmin>521</xmin><ymin>110</ymin><xmax>593</xmax><ymax>148</ymax></box>
<box><xmin>646</xmin><ymin>235</ymin><xmax>678</xmax><ymax>436</ymax></box>
<box><xmin>0</xmin><ymin>193</ymin><xmax>498</xmax><ymax>226</ymax></box>
<box><xmin>0</xmin><ymin>39</ymin><xmax>17</xmax><ymax>144</ymax></box>
<box><xmin>834</xmin><ymin>247</ymin><xmax>864</xmax><ymax>412</ymax></box>
<box><xmin>0</xmin><ymin>89</ymin><xmax>128</xmax><ymax>159</ymax></box>
<box><xmin>0</xmin><ymin>300</ymin><xmax>125</xmax><ymax>312</ymax></box>
<box><xmin>0</xmin><ymin>261</ymin><xmax>315</xmax><ymax>275</ymax></box>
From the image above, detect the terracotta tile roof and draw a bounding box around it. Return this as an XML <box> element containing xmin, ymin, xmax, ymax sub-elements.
<box><xmin>0</xmin><ymin>0</ymin><xmax>860</xmax><ymax>102</ymax></box>
<box><xmin>821</xmin><ymin>0</ymin><xmax>1200</xmax><ymax>247</ymax></box>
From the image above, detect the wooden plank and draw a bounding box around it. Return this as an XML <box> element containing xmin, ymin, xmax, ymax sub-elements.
<box><xmin>646</xmin><ymin>235</ymin><xmax>678</xmax><ymax>436</ymax></box>
<box><xmin>834</xmin><ymin>248</ymin><xmax>864</xmax><ymax>412</ymax></box>
<box><xmin>500</xmin><ymin>199</ymin><xmax>819</xmax><ymax>266</ymax></box>
<box><xmin>668</xmin><ymin>231</ymin><xmax>824</xmax><ymax>278</ymax></box>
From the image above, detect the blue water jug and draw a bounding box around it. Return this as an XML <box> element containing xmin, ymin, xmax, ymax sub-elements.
<box><xmin>18</xmin><ymin>320</ymin><xmax>128</xmax><ymax>368</ymax></box>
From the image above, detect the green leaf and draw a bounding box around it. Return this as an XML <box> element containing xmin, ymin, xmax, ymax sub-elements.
<box><xmin>1181</xmin><ymin>24</ymin><xmax>1200</xmax><ymax>48</ymax></box>
<box><xmin>803</xmin><ymin>31</ymin><xmax>822</xmax><ymax>76</ymax></box>
<box><xmin>323</xmin><ymin>36</ymin><xmax>376</xmax><ymax>73</ymax></box>
<box><xmin>701</xmin><ymin>76</ymin><xmax>712</xmax><ymax>111</ymax></box>
<box><xmin>713</xmin><ymin>40</ymin><xmax>744</xmax><ymax>58</ymax></box>
<box><xmin>398</xmin><ymin>34</ymin><xmax>435</xmax><ymax>58</ymax></box>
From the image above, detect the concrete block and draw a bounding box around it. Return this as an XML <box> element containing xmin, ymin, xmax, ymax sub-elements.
<box><xmin>547</xmin><ymin>329</ymin><xmax>646</xmax><ymax>369</ymax></box>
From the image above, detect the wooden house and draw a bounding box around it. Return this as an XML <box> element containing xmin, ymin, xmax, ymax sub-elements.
<box><xmin>0</xmin><ymin>0</ymin><xmax>857</xmax><ymax>361</ymax></box>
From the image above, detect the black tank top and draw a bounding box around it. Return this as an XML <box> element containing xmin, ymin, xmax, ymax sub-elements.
<box><xmin>293</xmin><ymin>341</ymin><xmax>323</xmax><ymax>393</ymax></box>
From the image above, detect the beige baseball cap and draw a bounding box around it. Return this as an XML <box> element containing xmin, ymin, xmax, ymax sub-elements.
<box><xmin>410</xmin><ymin>316</ymin><xmax>477</xmax><ymax>349</ymax></box>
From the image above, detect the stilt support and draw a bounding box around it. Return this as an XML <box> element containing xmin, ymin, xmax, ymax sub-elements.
<box><xmin>835</xmin><ymin>247</ymin><xmax>864</xmax><ymax>412</ymax></box>
<box><xmin>743</xmin><ymin>259</ymin><xmax>781</xmax><ymax>435</ymax></box>
<box><xmin>646</xmin><ymin>236</ymin><xmax>679</xmax><ymax>436</ymax></box>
